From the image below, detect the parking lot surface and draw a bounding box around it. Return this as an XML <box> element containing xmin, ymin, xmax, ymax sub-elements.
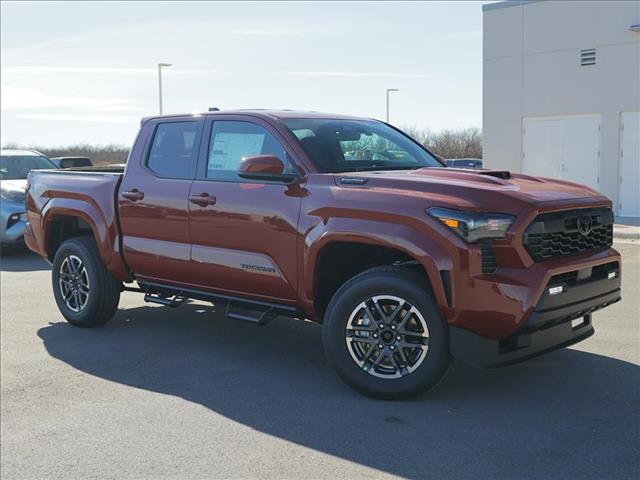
<box><xmin>1</xmin><ymin>241</ymin><xmax>638</xmax><ymax>480</ymax></box>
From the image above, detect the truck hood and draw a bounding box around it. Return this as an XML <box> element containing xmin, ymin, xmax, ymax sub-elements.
<box><xmin>337</xmin><ymin>168</ymin><xmax>610</xmax><ymax>214</ymax></box>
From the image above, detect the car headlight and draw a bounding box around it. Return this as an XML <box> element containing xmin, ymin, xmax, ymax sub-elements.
<box><xmin>428</xmin><ymin>207</ymin><xmax>515</xmax><ymax>243</ymax></box>
<box><xmin>0</xmin><ymin>188</ymin><xmax>26</xmax><ymax>203</ymax></box>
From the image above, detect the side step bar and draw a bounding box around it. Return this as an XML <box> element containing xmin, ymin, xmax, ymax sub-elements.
<box><xmin>143</xmin><ymin>292</ymin><xmax>187</xmax><ymax>308</ymax></box>
<box><xmin>127</xmin><ymin>281</ymin><xmax>304</xmax><ymax>326</ymax></box>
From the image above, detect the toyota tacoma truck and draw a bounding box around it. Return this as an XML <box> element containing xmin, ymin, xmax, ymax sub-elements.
<box><xmin>25</xmin><ymin>110</ymin><xmax>622</xmax><ymax>399</ymax></box>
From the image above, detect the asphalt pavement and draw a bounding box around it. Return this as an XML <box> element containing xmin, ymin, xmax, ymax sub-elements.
<box><xmin>1</xmin><ymin>241</ymin><xmax>638</xmax><ymax>479</ymax></box>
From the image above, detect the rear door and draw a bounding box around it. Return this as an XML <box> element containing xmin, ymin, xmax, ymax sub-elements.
<box><xmin>118</xmin><ymin>117</ymin><xmax>203</xmax><ymax>284</ymax></box>
<box><xmin>187</xmin><ymin>116</ymin><xmax>302</xmax><ymax>302</ymax></box>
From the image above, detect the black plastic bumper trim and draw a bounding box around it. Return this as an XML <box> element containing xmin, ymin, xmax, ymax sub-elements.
<box><xmin>527</xmin><ymin>288</ymin><xmax>620</xmax><ymax>331</ymax></box>
<box><xmin>450</xmin><ymin>316</ymin><xmax>595</xmax><ymax>368</ymax></box>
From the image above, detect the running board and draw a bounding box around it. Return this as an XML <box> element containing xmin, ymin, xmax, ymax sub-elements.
<box><xmin>225</xmin><ymin>301</ymin><xmax>278</xmax><ymax>325</ymax></box>
<box><xmin>136</xmin><ymin>281</ymin><xmax>304</xmax><ymax>326</ymax></box>
<box><xmin>143</xmin><ymin>292</ymin><xmax>187</xmax><ymax>308</ymax></box>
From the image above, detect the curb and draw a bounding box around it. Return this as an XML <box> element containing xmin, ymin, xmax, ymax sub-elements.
<box><xmin>614</xmin><ymin>225</ymin><xmax>640</xmax><ymax>241</ymax></box>
<box><xmin>614</xmin><ymin>232</ymin><xmax>640</xmax><ymax>240</ymax></box>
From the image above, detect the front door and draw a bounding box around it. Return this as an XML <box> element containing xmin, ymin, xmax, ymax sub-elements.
<box><xmin>188</xmin><ymin>117</ymin><xmax>302</xmax><ymax>302</ymax></box>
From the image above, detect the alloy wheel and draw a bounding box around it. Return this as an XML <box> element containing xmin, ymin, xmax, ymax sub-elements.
<box><xmin>345</xmin><ymin>295</ymin><xmax>429</xmax><ymax>379</ymax></box>
<box><xmin>58</xmin><ymin>254</ymin><xmax>90</xmax><ymax>312</ymax></box>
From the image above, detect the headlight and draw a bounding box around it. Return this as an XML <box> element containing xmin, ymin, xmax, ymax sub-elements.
<box><xmin>0</xmin><ymin>188</ymin><xmax>26</xmax><ymax>203</ymax></box>
<box><xmin>428</xmin><ymin>207</ymin><xmax>515</xmax><ymax>243</ymax></box>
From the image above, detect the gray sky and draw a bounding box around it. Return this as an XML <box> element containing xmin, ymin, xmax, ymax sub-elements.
<box><xmin>1</xmin><ymin>1</ymin><xmax>488</xmax><ymax>147</ymax></box>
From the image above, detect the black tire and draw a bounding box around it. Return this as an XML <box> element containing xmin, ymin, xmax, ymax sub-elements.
<box><xmin>322</xmin><ymin>266</ymin><xmax>450</xmax><ymax>400</ymax></box>
<box><xmin>52</xmin><ymin>237</ymin><xmax>121</xmax><ymax>327</ymax></box>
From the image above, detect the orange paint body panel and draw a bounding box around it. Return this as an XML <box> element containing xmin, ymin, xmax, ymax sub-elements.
<box><xmin>25</xmin><ymin>110</ymin><xmax>621</xmax><ymax>343</ymax></box>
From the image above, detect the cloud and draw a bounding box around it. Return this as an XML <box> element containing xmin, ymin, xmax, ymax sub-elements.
<box><xmin>172</xmin><ymin>24</ymin><xmax>301</xmax><ymax>35</ymax></box>
<box><xmin>285</xmin><ymin>71</ymin><xmax>436</xmax><ymax>78</ymax></box>
<box><xmin>3</xmin><ymin>66</ymin><xmax>437</xmax><ymax>79</ymax></box>
<box><xmin>2</xmin><ymin>66</ymin><xmax>247</xmax><ymax>77</ymax></box>
<box><xmin>434</xmin><ymin>30</ymin><xmax>482</xmax><ymax>41</ymax></box>
<box><xmin>1</xmin><ymin>86</ymin><xmax>143</xmax><ymax>112</ymax></box>
<box><xmin>1</xmin><ymin>20</ymin><xmax>303</xmax><ymax>62</ymax></box>
<box><xmin>2</xmin><ymin>66</ymin><xmax>157</xmax><ymax>76</ymax></box>
<box><xmin>17</xmin><ymin>113</ymin><xmax>137</xmax><ymax>124</ymax></box>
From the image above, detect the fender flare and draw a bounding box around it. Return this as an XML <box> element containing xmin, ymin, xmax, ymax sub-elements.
<box><xmin>301</xmin><ymin>217</ymin><xmax>456</xmax><ymax>317</ymax></box>
<box><xmin>40</xmin><ymin>197</ymin><xmax>129</xmax><ymax>281</ymax></box>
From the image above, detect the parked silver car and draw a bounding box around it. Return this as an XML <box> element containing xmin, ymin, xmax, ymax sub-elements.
<box><xmin>1</xmin><ymin>150</ymin><xmax>57</xmax><ymax>247</ymax></box>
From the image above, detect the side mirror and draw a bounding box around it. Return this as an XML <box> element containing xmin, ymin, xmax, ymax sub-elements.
<box><xmin>238</xmin><ymin>155</ymin><xmax>297</xmax><ymax>182</ymax></box>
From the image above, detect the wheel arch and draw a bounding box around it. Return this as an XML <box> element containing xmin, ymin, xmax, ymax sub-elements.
<box><xmin>40</xmin><ymin>198</ymin><xmax>130</xmax><ymax>281</ymax></box>
<box><xmin>302</xmin><ymin>219</ymin><xmax>454</xmax><ymax>320</ymax></box>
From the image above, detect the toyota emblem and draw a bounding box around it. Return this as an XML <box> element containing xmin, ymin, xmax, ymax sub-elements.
<box><xmin>578</xmin><ymin>214</ymin><xmax>593</xmax><ymax>236</ymax></box>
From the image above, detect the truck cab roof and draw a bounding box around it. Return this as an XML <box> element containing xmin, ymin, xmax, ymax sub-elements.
<box><xmin>140</xmin><ymin>109</ymin><xmax>368</xmax><ymax>126</ymax></box>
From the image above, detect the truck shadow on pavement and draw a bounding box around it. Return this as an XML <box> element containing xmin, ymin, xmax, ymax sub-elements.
<box><xmin>38</xmin><ymin>302</ymin><xmax>639</xmax><ymax>480</ymax></box>
<box><xmin>0</xmin><ymin>248</ymin><xmax>50</xmax><ymax>272</ymax></box>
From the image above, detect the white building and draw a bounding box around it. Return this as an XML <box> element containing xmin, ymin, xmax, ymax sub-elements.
<box><xmin>482</xmin><ymin>0</ymin><xmax>640</xmax><ymax>221</ymax></box>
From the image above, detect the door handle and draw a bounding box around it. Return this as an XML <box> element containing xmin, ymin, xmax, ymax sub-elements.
<box><xmin>189</xmin><ymin>193</ymin><xmax>216</xmax><ymax>207</ymax></box>
<box><xmin>121</xmin><ymin>189</ymin><xmax>144</xmax><ymax>201</ymax></box>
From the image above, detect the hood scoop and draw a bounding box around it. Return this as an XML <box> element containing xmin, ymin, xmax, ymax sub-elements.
<box><xmin>476</xmin><ymin>170</ymin><xmax>512</xmax><ymax>180</ymax></box>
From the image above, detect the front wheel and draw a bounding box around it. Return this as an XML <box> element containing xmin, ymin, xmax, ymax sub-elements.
<box><xmin>322</xmin><ymin>266</ymin><xmax>450</xmax><ymax>400</ymax></box>
<box><xmin>52</xmin><ymin>237</ymin><xmax>121</xmax><ymax>327</ymax></box>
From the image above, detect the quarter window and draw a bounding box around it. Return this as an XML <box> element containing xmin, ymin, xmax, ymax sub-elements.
<box><xmin>206</xmin><ymin>121</ymin><xmax>291</xmax><ymax>181</ymax></box>
<box><xmin>147</xmin><ymin>121</ymin><xmax>199</xmax><ymax>178</ymax></box>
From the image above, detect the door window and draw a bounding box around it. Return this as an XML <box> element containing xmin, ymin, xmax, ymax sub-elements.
<box><xmin>147</xmin><ymin>121</ymin><xmax>200</xmax><ymax>178</ymax></box>
<box><xmin>206</xmin><ymin>121</ymin><xmax>292</xmax><ymax>181</ymax></box>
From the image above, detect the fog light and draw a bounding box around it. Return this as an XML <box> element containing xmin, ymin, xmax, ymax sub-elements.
<box><xmin>608</xmin><ymin>271</ymin><xmax>617</xmax><ymax>280</ymax></box>
<box><xmin>548</xmin><ymin>285</ymin><xmax>564</xmax><ymax>296</ymax></box>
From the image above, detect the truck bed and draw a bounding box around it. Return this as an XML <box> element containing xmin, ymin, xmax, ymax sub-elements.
<box><xmin>57</xmin><ymin>165</ymin><xmax>126</xmax><ymax>174</ymax></box>
<box><xmin>25</xmin><ymin>168</ymin><xmax>129</xmax><ymax>279</ymax></box>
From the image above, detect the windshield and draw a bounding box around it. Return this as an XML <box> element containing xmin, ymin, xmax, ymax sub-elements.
<box><xmin>0</xmin><ymin>155</ymin><xmax>57</xmax><ymax>180</ymax></box>
<box><xmin>283</xmin><ymin>118</ymin><xmax>443</xmax><ymax>173</ymax></box>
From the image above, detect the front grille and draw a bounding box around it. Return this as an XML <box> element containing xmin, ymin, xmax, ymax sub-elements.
<box><xmin>524</xmin><ymin>207</ymin><xmax>613</xmax><ymax>262</ymax></box>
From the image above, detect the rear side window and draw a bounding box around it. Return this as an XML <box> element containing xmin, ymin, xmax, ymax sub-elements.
<box><xmin>206</xmin><ymin>121</ymin><xmax>291</xmax><ymax>181</ymax></box>
<box><xmin>147</xmin><ymin>121</ymin><xmax>199</xmax><ymax>178</ymax></box>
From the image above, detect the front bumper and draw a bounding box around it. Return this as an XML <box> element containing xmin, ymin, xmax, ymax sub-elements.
<box><xmin>450</xmin><ymin>260</ymin><xmax>621</xmax><ymax>367</ymax></box>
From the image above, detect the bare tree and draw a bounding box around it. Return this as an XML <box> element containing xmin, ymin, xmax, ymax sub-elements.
<box><xmin>399</xmin><ymin>126</ymin><xmax>482</xmax><ymax>160</ymax></box>
<box><xmin>3</xmin><ymin>126</ymin><xmax>482</xmax><ymax>167</ymax></box>
<box><xmin>2</xmin><ymin>143</ymin><xmax>130</xmax><ymax>166</ymax></box>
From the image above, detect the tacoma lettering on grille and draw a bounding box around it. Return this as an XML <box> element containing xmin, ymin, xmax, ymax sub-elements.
<box><xmin>524</xmin><ymin>207</ymin><xmax>614</xmax><ymax>262</ymax></box>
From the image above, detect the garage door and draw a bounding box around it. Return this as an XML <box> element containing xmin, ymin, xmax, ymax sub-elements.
<box><xmin>523</xmin><ymin>115</ymin><xmax>601</xmax><ymax>191</ymax></box>
<box><xmin>619</xmin><ymin>112</ymin><xmax>640</xmax><ymax>217</ymax></box>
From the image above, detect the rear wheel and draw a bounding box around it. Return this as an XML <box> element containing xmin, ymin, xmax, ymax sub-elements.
<box><xmin>52</xmin><ymin>237</ymin><xmax>121</xmax><ymax>327</ymax></box>
<box><xmin>322</xmin><ymin>266</ymin><xmax>450</xmax><ymax>400</ymax></box>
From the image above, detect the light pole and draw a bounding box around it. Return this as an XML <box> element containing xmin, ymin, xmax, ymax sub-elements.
<box><xmin>158</xmin><ymin>63</ymin><xmax>172</xmax><ymax>114</ymax></box>
<box><xmin>386</xmin><ymin>88</ymin><xmax>399</xmax><ymax>123</ymax></box>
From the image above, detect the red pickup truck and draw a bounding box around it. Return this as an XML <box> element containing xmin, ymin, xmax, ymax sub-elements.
<box><xmin>25</xmin><ymin>110</ymin><xmax>622</xmax><ymax>399</ymax></box>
